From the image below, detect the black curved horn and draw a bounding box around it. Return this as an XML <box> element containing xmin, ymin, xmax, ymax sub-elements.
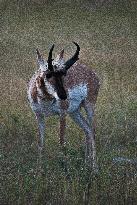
<box><xmin>48</xmin><ymin>44</ymin><xmax>54</xmax><ymax>71</ymax></box>
<box><xmin>64</xmin><ymin>42</ymin><xmax>80</xmax><ymax>70</ymax></box>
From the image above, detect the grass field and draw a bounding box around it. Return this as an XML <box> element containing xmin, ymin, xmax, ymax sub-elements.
<box><xmin>1</xmin><ymin>0</ymin><xmax>137</xmax><ymax>204</ymax></box>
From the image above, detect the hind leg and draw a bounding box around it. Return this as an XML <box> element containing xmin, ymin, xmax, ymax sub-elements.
<box><xmin>83</xmin><ymin>100</ymin><xmax>95</xmax><ymax>126</ymax></box>
<box><xmin>69</xmin><ymin>109</ymin><xmax>97</xmax><ymax>171</ymax></box>
<box><xmin>83</xmin><ymin>100</ymin><xmax>97</xmax><ymax>142</ymax></box>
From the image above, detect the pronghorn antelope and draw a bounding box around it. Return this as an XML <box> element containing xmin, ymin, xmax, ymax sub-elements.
<box><xmin>27</xmin><ymin>42</ymin><xmax>100</xmax><ymax>169</ymax></box>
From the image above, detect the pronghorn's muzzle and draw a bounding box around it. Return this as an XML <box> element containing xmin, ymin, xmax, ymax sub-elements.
<box><xmin>55</xmin><ymin>76</ymin><xmax>67</xmax><ymax>100</ymax></box>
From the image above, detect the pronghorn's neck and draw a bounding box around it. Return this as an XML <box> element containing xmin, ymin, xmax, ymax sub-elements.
<box><xmin>28</xmin><ymin>72</ymin><xmax>55</xmax><ymax>104</ymax></box>
<box><xmin>44</xmin><ymin>80</ymin><xmax>59</xmax><ymax>100</ymax></box>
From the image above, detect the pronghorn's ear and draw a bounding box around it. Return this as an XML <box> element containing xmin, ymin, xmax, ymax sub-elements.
<box><xmin>59</xmin><ymin>49</ymin><xmax>64</xmax><ymax>59</ymax></box>
<box><xmin>55</xmin><ymin>49</ymin><xmax>64</xmax><ymax>61</ymax></box>
<box><xmin>36</xmin><ymin>48</ymin><xmax>44</xmax><ymax>64</ymax></box>
<box><xmin>36</xmin><ymin>49</ymin><xmax>41</xmax><ymax>60</ymax></box>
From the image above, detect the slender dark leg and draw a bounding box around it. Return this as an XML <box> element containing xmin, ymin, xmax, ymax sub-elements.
<box><xmin>69</xmin><ymin>110</ymin><xmax>97</xmax><ymax>171</ymax></box>
<box><xmin>35</xmin><ymin>112</ymin><xmax>45</xmax><ymax>150</ymax></box>
<box><xmin>35</xmin><ymin>112</ymin><xmax>45</xmax><ymax>172</ymax></box>
<box><xmin>83</xmin><ymin>101</ymin><xmax>94</xmax><ymax>125</ymax></box>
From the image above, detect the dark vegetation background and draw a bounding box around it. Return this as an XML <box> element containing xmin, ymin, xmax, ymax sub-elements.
<box><xmin>0</xmin><ymin>0</ymin><xmax>137</xmax><ymax>204</ymax></box>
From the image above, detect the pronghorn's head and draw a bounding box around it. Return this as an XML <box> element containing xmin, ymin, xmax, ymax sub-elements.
<box><xmin>36</xmin><ymin>42</ymin><xmax>80</xmax><ymax>100</ymax></box>
<box><xmin>51</xmin><ymin>42</ymin><xmax>80</xmax><ymax>73</ymax></box>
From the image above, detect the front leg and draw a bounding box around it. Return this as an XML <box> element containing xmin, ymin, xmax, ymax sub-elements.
<box><xmin>59</xmin><ymin>113</ymin><xmax>66</xmax><ymax>146</ymax></box>
<box><xmin>59</xmin><ymin>100</ymin><xmax>67</xmax><ymax>146</ymax></box>
<box><xmin>35</xmin><ymin>112</ymin><xmax>45</xmax><ymax>172</ymax></box>
<box><xmin>35</xmin><ymin>112</ymin><xmax>45</xmax><ymax>151</ymax></box>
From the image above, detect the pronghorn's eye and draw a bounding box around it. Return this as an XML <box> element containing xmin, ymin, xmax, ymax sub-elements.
<box><xmin>46</xmin><ymin>73</ymin><xmax>52</xmax><ymax>79</ymax></box>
